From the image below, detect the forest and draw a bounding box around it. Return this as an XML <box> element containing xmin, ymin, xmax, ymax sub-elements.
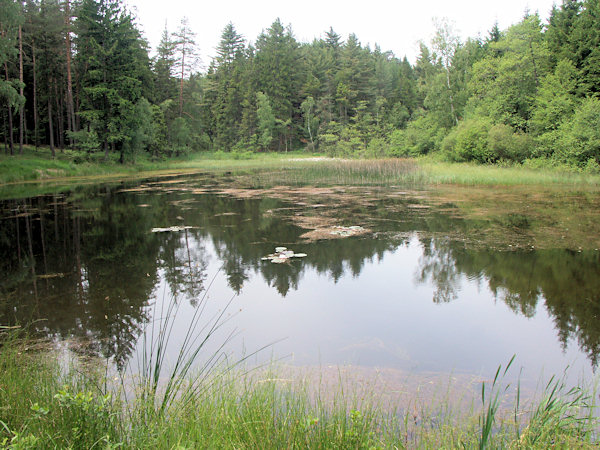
<box><xmin>0</xmin><ymin>0</ymin><xmax>599</xmax><ymax>170</ymax></box>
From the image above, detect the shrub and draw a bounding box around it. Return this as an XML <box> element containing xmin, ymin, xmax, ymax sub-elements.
<box><xmin>487</xmin><ymin>123</ymin><xmax>533</xmax><ymax>162</ymax></box>
<box><xmin>553</xmin><ymin>98</ymin><xmax>600</xmax><ymax>167</ymax></box>
<box><xmin>389</xmin><ymin>114</ymin><xmax>444</xmax><ymax>157</ymax></box>
<box><xmin>67</xmin><ymin>130</ymin><xmax>100</xmax><ymax>153</ymax></box>
<box><xmin>584</xmin><ymin>158</ymin><xmax>600</xmax><ymax>174</ymax></box>
<box><xmin>365</xmin><ymin>137</ymin><xmax>389</xmax><ymax>158</ymax></box>
<box><xmin>319</xmin><ymin>133</ymin><xmax>339</xmax><ymax>156</ymax></box>
<box><xmin>442</xmin><ymin>118</ymin><xmax>492</xmax><ymax>163</ymax></box>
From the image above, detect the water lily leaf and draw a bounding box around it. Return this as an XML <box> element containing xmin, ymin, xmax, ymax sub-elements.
<box><xmin>271</xmin><ymin>257</ymin><xmax>287</xmax><ymax>264</ymax></box>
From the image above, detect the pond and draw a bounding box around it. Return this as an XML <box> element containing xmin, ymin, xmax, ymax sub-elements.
<box><xmin>1</xmin><ymin>173</ymin><xmax>599</xmax><ymax>394</ymax></box>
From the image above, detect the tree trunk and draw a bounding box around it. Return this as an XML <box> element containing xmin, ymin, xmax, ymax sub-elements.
<box><xmin>74</xmin><ymin>73</ymin><xmax>81</xmax><ymax>131</ymax></box>
<box><xmin>48</xmin><ymin>92</ymin><xmax>55</xmax><ymax>157</ymax></box>
<box><xmin>54</xmin><ymin>82</ymin><xmax>64</xmax><ymax>150</ymax></box>
<box><xmin>18</xmin><ymin>25</ymin><xmax>24</xmax><ymax>155</ymax></box>
<box><xmin>103</xmin><ymin>136</ymin><xmax>109</xmax><ymax>160</ymax></box>
<box><xmin>4</xmin><ymin>63</ymin><xmax>14</xmax><ymax>155</ymax></box>
<box><xmin>445</xmin><ymin>68</ymin><xmax>458</xmax><ymax>126</ymax></box>
<box><xmin>32</xmin><ymin>41</ymin><xmax>39</xmax><ymax>149</ymax></box>
<box><xmin>3</xmin><ymin>111</ymin><xmax>8</xmax><ymax>154</ymax></box>
<box><xmin>65</xmin><ymin>0</ymin><xmax>76</xmax><ymax>140</ymax></box>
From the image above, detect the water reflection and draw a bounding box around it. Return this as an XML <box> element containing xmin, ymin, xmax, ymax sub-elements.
<box><xmin>416</xmin><ymin>237</ymin><xmax>600</xmax><ymax>367</ymax></box>
<box><xmin>0</xmin><ymin>176</ymin><xmax>598</xmax><ymax>375</ymax></box>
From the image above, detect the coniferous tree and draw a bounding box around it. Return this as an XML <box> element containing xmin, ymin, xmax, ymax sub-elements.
<box><xmin>75</xmin><ymin>0</ymin><xmax>151</xmax><ymax>160</ymax></box>
<box><xmin>209</xmin><ymin>22</ymin><xmax>246</xmax><ymax>150</ymax></box>
<box><xmin>173</xmin><ymin>17</ymin><xmax>198</xmax><ymax>117</ymax></box>
<box><xmin>0</xmin><ymin>0</ymin><xmax>24</xmax><ymax>155</ymax></box>
<box><xmin>152</xmin><ymin>25</ymin><xmax>177</xmax><ymax>104</ymax></box>
<box><xmin>254</xmin><ymin>19</ymin><xmax>300</xmax><ymax>150</ymax></box>
<box><xmin>37</xmin><ymin>0</ymin><xmax>65</xmax><ymax>156</ymax></box>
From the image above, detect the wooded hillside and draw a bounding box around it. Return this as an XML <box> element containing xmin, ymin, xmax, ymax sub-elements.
<box><xmin>1</xmin><ymin>0</ymin><xmax>599</xmax><ymax>169</ymax></box>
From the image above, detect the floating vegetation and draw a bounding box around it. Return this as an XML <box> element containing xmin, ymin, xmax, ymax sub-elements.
<box><xmin>151</xmin><ymin>226</ymin><xmax>197</xmax><ymax>233</ymax></box>
<box><xmin>330</xmin><ymin>225</ymin><xmax>366</xmax><ymax>237</ymax></box>
<box><xmin>300</xmin><ymin>224</ymin><xmax>371</xmax><ymax>241</ymax></box>
<box><xmin>261</xmin><ymin>247</ymin><xmax>308</xmax><ymax>264</ymax></box>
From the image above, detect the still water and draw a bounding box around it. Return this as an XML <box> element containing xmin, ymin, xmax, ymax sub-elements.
<box><xmin>1</xmin><ymin>174</ymin><xmax>598</xmax><ymax>388</ymax></box>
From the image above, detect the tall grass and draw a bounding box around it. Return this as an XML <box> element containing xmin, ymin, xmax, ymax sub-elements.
<box><xmin>125</xmin><ymin>275</ymin><xmax>277</xmax><ymax>418</ymax></box>
<box><xmin>234</xmin><ymin>158</ymin><xmax>425</xmax><ymax>188</ymax></box>
<box><xmin>3</xmin><ymin>146</ymin><xmax>600</xmax><ymax>188</ymax></box>
<box><xmin>1</xmin><ymin>321</ymin><xmax>598</xmax><ymax>448</ymax></box>
<box><xmin>418</xmin><ymin>158</ymin><xmax>600</xmax><ymax>186</ymax></box>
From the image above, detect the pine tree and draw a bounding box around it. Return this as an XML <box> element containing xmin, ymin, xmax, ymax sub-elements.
<box><xmin>75</xmin><ymin>0</ymin><xmax>151</xmax><ymax>160</ymax></box>
<box><xmin>0</xmin><ymin>0</ymin><xmax>24</xmax><ymax>154</ymax></box>
<box><xmin>254</xmin><ymin>19</ymin><xmax>301</xmax><ymax>150</ymax></box>
<box><xmin>209</xmin><ymin>22</ymin><xmax>246</xmax><ymax>150</ymax></box>
<box><xmin>37</xmin><ymin>0</ymin><xmax>66</xmax><ymax>156</ymax></box>
<box><xmin>153</xmin><ymin>24</ymin><xmax>177</xmax><ymax>104</ymax></box>
<box><xmin>569</xmin><ymin>0</ymin><xmax>600</xmax><ymax>94</ymax></box>
<box><xmin>215</xmin><ymin>22</ymin><xmax>244</xmax><ymax>67</ymax></box>
<box><xmin>173</xmin><ymin>17</ymin><xmax>199</xmax><ymax>117</ymax></box>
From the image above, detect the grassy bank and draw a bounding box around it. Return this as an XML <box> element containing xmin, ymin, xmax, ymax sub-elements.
<box><xmin>1</xmin><ymin>332</ymin><xmax>597</xmax><ymax>449</ymax></box>
<box><xmin>418</xmin><ymin>157</ymin><xmax>600</xmax><ymax>186</ymax></box>
<box><xmin>2</xmin><ymin>146</ymin><xmax>600</xmax><ymax>189</ymax></box>
<box><xmin>0</xmin><ymin>146</ymin><xmax>324</xmax><ymax>184</ymax></box>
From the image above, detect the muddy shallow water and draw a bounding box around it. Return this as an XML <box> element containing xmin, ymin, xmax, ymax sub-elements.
<box><xmin>1</xmin><ymin>173</ymin><xmax>598</xmax><ymax>394</ymax></box>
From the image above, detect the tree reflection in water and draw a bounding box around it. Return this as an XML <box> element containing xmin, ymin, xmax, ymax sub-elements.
<box><xmin>0</xmin><ymin>178</ymin><xmax>598</xmax><ymax>370</ymax></box>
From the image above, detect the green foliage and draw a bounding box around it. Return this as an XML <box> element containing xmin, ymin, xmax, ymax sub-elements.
<box><xmin>553</xmin><ymin>97</ymin><xmax>600</xmax><ymax>166</ymax></box>
<box><xmin>530</xmin><ymin>59</ymin><xmax>579</xmax><ymax>135</ymax></box>
<box><xmin>389</xmin><ymin>114</ymin><xmax>444</xmax><ymax>157</ymax></box>
<box><xmin>121</xmin><ymin>98</ymin><xmax>155</xmax><ymax>162</ymax></box>
<box><xmin>67</xmin><ymin>129</ymin><xmax>100</xmax><ymax>153</ymax></box>
<box><xmin>254</xmin><ymin>19</ymin><xmax>300</xmax><ymax>148</ymax></box>
<box><xmin>488</xmin><ymin>123</ymin><xmax>534</xmax><ymax>162</ymax></box>
<box><xmin>256</xmin><ymin>91</ymin><xmax>275</xmax><ymax>151</ymax></box>
<box><xmin>3</xmin><ymin>0</ymin><xmax>600</xmax><ymax>169</ymax></box>
<box><xmin>442</xmin><ymin>118</ymin><xmax>492</xmax><ymax>163</ymax></box>
<box><xmin>149</xmin><ymin>103</ymin><xmax>169</xmax><ymax>158</ymax></box>
<box><xmin>152</xmin><ymin>26</ymin><xmax>178</xmax><ymax>104</ymax></box>
<box><xmin>467</xmin><ymin>14</ymin><xmax>550</xmax><ymax>130</ymax></box>
<box><xmin>170</xmin><ymin>116</ymin><xmax>193</xmax><ymax>156</ymax></box>
<box><xmin>52</xmin><ymin>386</ymin><xmax>117</xmax><ymax>448</ymax></box>
<box><xmin>0</xmin><ymin>0</ymin><xmax>24</xmax><ymax>110</ymax></box>
<box><xmin>300</xmin><ymin>96</ymin><xmax>319</xmax><ymax>150</ymax></box>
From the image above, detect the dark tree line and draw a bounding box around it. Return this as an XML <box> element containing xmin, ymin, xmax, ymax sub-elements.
<box><xmin>1</xmin><ymin>0</ymin><xmax>599</xmax><ymax>168</ymax></box>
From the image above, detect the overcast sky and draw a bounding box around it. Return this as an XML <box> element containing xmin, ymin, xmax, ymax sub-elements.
<box><xmin>124</xmin><ymin>0</ymin><xmax>558</xmax><ymax>68</ymax></box>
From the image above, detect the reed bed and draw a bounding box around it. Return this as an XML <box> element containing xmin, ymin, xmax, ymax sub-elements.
<box><xmin>3</xmin><ymin>146</ymin><xmax>600</xmax><ymax>188</ymax></box>
<box><xmin>230</xmin><ymin>158</ymin><xmax>425</xmax><ymax>188</ymax></box>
